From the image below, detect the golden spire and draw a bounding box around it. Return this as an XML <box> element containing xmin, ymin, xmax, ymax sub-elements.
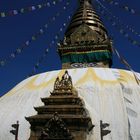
<box><xmin>65</xmin><ymin>0</ymin><xmax>108</xmax><ymax>38</ymax></box>
<box><xmin>58</xmin><ymin>0</ymin><xmax>113</xmax><ymax>69</ymax></box>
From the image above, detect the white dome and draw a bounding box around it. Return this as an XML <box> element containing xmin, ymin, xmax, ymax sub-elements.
<box><xmin>0</xmin><ymin>68</ymin><xmax>140</xmax><ymax>140</ymax></box>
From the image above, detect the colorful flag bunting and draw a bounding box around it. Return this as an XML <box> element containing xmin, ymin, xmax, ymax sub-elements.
<box><xmin>0</xmin><ymin>0</ymin><xmax>63</xmax><ymax>18</ymax></box>
<box><xmin>96</xmin><ymin>0</ymin><xmax>140</xmax><ymax>48</ymax></box>
<box><xmin>0</xmin><ymin>1</ymin><xmax>71</xmax><ymax>68</ymax></box>
<box><xmin>102</xmin><ymin>0</ymin><xmax>139</xmax><ymax>15</ymax></box>
<box><xmin>27</xmin><ymin>10</ymin><xmax>72</xmax><ymax>76</ymax></box>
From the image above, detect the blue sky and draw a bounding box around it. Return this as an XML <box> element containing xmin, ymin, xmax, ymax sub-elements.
<box><xmin>0</xmin><ymin>0</ymin><xmax>140</xmax><ymax>96</ymax></box>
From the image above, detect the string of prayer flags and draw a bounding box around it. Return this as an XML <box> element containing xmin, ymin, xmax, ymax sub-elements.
<box><xmin>99</xmin><ymin>2</ymin><xmax>140</xmax><ymax>38</ymax></box>
<box><xmin>101</xmin><ymin>0</ymin><xmax>140</xmax><ymax>16</ymax></box>
<box><xmin>96</xmin><ymin>0</ymin><xmax>140</xmax><ymax>48</ymax></box>
<box><xmin>0</xmin><ymin>1</ymin><xmax>71</xmax><ymax>67</ymax></box>
<box><xmin>0</xmin><ymin>0</ymin><xmax>63</xmax><ymax>18</ymax></box>
<box><xmin>102</xmin><ymin>9</ymin><xmax>140</xmax><ymax>47</ymax></box>
<box><xmin>28</xmin><ymin>12</ymin><xmax>72</xmax><ymax>76</ymax></box>
<box><xmin>113</xmin><ymin>47</ymin><xmax>140</xmax><ymax>85</ymax></box>
<box><xmin>28</xmin><ymin>48</ymin><xmax>49</xmax><ymax>77</ymax></box>
<box><xmin>28</xmin><ymin>41</ymin><xmax>57</xmax><ymax>76</ymax></box>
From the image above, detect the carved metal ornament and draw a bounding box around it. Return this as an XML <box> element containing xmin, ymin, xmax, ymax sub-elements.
<box><xmin>40</xmin><ymin>112</ymin><xmax>73</xmax><ymax>140</ymax></box>
<box><xmin>54</xmin><ymin>71</ymin><xmax>73</xmax><ymax>92</ymax></box>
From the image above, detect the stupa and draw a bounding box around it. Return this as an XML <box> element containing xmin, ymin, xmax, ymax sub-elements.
<box><xmin>0</xmin><ymin>0</ymin><xmax>140</xmax><ymax>140</ymax></box>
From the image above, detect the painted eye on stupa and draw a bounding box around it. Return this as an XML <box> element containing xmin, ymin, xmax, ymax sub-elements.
<box><xmin>71</xmin><ymin>63</ymin><xmax>83</xmax><ymax>68</ymax></box>
<box><xmin>87</xmin><ymin>63</ymin><xmax>97</xmax><ymax>67</ymax></box>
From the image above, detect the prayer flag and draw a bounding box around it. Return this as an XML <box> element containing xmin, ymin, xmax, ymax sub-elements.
<box><xmin>1</xmin><ymin>12</ymin><xmax>6</xmax><ymax>17</ymax></box>
<box><xmin>32</xmin><ymin>36</ymin><xmax>36</xmax><ymax>40</ymax></box>
<box><xmin>25</xmin><ymin>41</ymin><xmax>30</xmax><ymax>46</ymax></box>
<box><xmin>31</xmin><ymin>6</ymin><xmax>36</xmax><ymax>11</ymax></box>
<box><xmin>53</xmin><ymin>1</ymin><xmax>56</xmax><ymax>5</ymax></box>
<box><xmin>47</xmin><ymin>2</ymin><xmax>50</xmax><ymax>7</ymax></box>
<box><xmin>20</xmin><ymin>8</ymin><xmax>24</xmax><ymax>13</ymax></box>
<box><xmin>13</xmin><ymin>10</ymin><xmax>18</xmax><ymax>15</ymax></box>
<box><xmin>45</xmin><ymin>24</ymin><xmax>48</xmax><ymax>28</ymax></box>
<box><xmin>39</xmin><ymin>29</ymin><xmax>44</xmax><ymax>34</ymax></box>
<box><xmin>0</xmin><ymin>61</ymin><xmax>5</xmax><ymax>66</ymax></box>
<box><xmin>11</xmin><ymin>53</ymin><xmax>15</xmax><ymax>58</ymax></box>
<box><xmin>38</xmin><ymin>5</ymin><xmax>42</xmax><ymax>9</ymax></box>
